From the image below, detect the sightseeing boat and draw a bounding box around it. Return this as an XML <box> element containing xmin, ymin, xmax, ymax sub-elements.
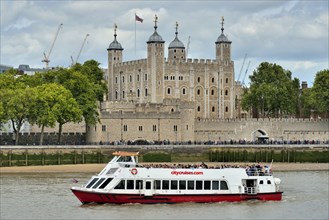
<box><xmin>71</xmin><ymin>151</ymin><xmax>283</xmax><ymax>204</ymax></box>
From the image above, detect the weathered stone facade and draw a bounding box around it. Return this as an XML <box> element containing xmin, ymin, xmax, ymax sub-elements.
<box><xmin>87</xmin><ymin>17</ymin><xmax>235</xmax><ymax>144</ymax></box>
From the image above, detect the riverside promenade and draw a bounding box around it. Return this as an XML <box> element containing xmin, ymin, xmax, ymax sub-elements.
<box><xmin>1</xmin><ymin>144</ymin><xmax>328</xmax><ymax>168</ymax></box>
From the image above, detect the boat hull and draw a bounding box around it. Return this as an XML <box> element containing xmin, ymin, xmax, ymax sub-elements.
<box><xmin>71</xmin><ymin>189</ymin><xmax>283</xmax><ymax>204</ymax></box>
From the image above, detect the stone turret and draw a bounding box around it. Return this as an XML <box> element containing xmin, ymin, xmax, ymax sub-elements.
<box><xmin>168</xmin><ymin>22</ymin><xmax>185</xmax><ymax>62</ymax></box>
<box><xmin>147</xmin><ymin>15</ymin><xmax>165</xmax><ymax>103</ymax></box>
<box><xmin>107</xmin><ymin>24</ymin><xmax>123</xmax><ymax>101</ymax></box>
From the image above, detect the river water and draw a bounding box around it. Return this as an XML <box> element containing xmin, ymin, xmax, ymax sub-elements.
<box><xmin>1</xmin><ymin>171</ymin><xmax>328</xmax><ymax>220</ymax></box>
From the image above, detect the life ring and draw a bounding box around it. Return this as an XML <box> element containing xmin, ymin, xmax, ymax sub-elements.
<box><xmin>131</xmin><ymin>168</ymin><xmax>138</xmax><ymax>175</ymax></box>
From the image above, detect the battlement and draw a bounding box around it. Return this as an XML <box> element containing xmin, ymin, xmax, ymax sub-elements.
<box><xmin>115</xmin><ymin>59</ymin><xmax>147</xmax><ymax>67</ymax></box>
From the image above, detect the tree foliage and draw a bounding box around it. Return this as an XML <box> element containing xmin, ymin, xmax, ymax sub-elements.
<box><xmin>241</xmin><ymin>62</ymin><xmax>300</xmax><ymax>118</ymax></box>
<box><xmin>312</xmin><ymin>69</ymin><xmax>329</xmax><ymax>115</ymax></box>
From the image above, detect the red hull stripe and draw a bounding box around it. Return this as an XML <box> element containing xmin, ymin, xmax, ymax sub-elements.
<box><xmin>72</xmin><ymin>189</ymin><xmax>283</xmax><ymax>204</ymax></box>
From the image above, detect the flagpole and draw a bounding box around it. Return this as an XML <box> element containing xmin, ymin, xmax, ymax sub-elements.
<box><xmin>135</xmin><ymin>13</ymin><xmax>136</xmax><ymax>58</ymax></box>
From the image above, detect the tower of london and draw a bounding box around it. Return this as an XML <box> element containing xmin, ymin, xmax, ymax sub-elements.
<box><xmin>86</xmin><ymin>16</ymin><xmax>236</xmax><ymax>144</ymax></box>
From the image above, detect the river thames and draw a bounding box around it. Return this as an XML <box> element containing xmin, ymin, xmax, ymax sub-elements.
<box><xmin>1</xmin><ymin>171</ymin><xmax>328</xmax><ymax>220</ymax></box>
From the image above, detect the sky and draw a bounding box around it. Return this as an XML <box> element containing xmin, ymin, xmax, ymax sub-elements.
<box><xmin>0</xmin><ymin>0</ymin><xmax>328</xmax><ymax>86</ymax></box>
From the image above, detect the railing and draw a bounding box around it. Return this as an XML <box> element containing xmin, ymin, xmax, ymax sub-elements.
<box><xmin>244</xmin><ymin>187</ymin><xmax>257</xmax><ymax>195</ymax></box>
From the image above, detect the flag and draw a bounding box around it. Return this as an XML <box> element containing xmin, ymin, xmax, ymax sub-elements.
<box><xmin>135</xmin><ymin>14</ymin><xmax>143</xmax><ymax>23</ymax></box>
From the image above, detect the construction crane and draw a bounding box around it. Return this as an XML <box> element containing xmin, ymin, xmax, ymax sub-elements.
<box><xmin>42</xmin><ymin>23</ymin><xmax>63</xmax><ymax>69</ymax></box>
<box><xmin>71</xmin><ymin>33</ymin><xmax>90</xmax><ymax>66</ymax></box>
<box><xmin>242</xmin><ymin>60</ymin><xmax>251</xmax><ymax>86</ymax></box>
<box><xmin>185</xmin><ymin>36</ymin><xmax>190</xmax><ymax>59</ymax></box>
<box><xmin>237</xmin><ymin>53</ymin><xmax>247</xmax><ymax>83</ymax></box>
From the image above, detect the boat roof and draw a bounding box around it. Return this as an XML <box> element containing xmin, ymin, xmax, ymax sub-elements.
<box><xmin>112</xmin><ymin>151</ymin><xmax>139</xmax><ymax>156</ymax></box>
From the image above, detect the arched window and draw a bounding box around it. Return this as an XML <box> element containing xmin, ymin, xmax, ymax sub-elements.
<box><xmin>197</xmin><ymin>89</ymin><xmax>200</xmax><ymax>95</ymax></box>
<box><xmin>197</xmin><ymin>106</ymin><xmax>200</xmax><ymax>112</ymax></box>
<box><xmin>211</xmin><ymin>90</ymin><xmax>214</xmax><ymax>95</ymax></box>
<box><xmin>225</xmin><ymin>90</ymin><xmax>228</xmax><ymax>96</ymax></box>
<box><xmin>115</xmin><ymin>91</ymin><xmax>118</xmax><ymax>99</ymax></box>
<box><xmin>182</xmin><ymin>88</ymin><xmax>186</xmax><ymax>95</ymax></box>
<box><xmin>225</xmin><ymin>106</ymin><xmax>228</xmax><ymax>112</ymax></box>
<box><xmin>145</xmin><ymin>88</ymin><xmax>148</xmax><ymax>96</ymax></box>
<box><xmin>212</xmin><ymin>106</ymin><xmax>215</xmax><ymax>112</ymax></box>
<box><xmin>137</xmin><ymin>89</ymin><xmax>140</xmax><ymax>97</ymax></box>
<box><xmin>122</xmin><ymin>91</ymin><xmax>125</xmax><ymax>99</ymax></box>
<box><xmin>167</xmin><ymin>88</ymin><xmax>171</xmax><ymax>95</ymax></box>
<box><xmin>211</xmin><ymin>78</ymin><xmax>215</xmax><ymax>83</ymax></box>
<box><xmin>197</xmin><ymin>77</ymin><xmax>200</xmax><ymax>83</ymax></box>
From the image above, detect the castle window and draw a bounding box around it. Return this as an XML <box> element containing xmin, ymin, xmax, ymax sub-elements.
<box><xmin>226</xmin><ymin>78</ymin><xmax>228</xmax><ymax>83</ymax></box>
<box><xmin>153</xmin><ymin>125</ymin><xmax>157</xmax><ymax>132</ymax></box>
<box><xmin>139</xmin><ymin>126</ymin><xmax>143</xmax><ymax>131</ymax></box>
<box><xmin>114</xmin><ymin>57</ymin><xmax>116</xmax><ymax>61</ymax></box>
<box><xmin>122</xmin><ymin>91</ymin><xmax>125</xmax><ymax>99</ymax></box>
<box><xmin>129</xmin><ymin>75</ymin><xmax>132</xmax><ymax>82</ymax></box>
<box><xmin>174</xmin><ymin>49</ymin><xmax>176</xmax><ymax>53</ymax></box>
<box><xmin>102</xmin><ymin>125</ymin><xmax>106</xmax><ymax>132</ymax></box>
<box><xmin>173</xmin><ymin>125</ymin><xmax>178</xmax><ymax>132</ymax></box>
<box><xmin>115</xmin><ymin>91</ymin><xmax>118</xmax><ymax>99</ymax></box>
<box><xmin>212</xmin><ymin>106</ymin><xmax>215</xmax><ymax>112</ymax></box>
<box><xmin>181</xmin><ymin>50</ymin><xmax>184</xmax><ymax>52</ymax></box>
<box><xmin>225</xmin><ymin>90</ymin><xmax>228</xmax><ymax>96</ymax></box>
<box><xmin>197</xmin><ymin>106</ymin><xmax>200</xmax><ymax>112</ymax></box>
<box><xmin>212</xmin><ymin>78</ymin><xmax>215</xmax><ymax>83</ymax></box>
<box><xmin>174</xmin><ymin>56</ymin><xmax>176</xmax><ymax>59</ymax></box>
<box><xmin>211</xmin><ymin>90</ymin><xmax>214</xmax><ymax>95</ymax></box>
<box><xmin>171</xmin><ymin>108</ymin><xmax>174</xmax><ymax>112</ymax></box>
<box><xmin>186</xmin><ymin>125</ymin><xmax>188</xmax><ymax>130</ymax></box>
<box><xmin>145</xmin><ymin>74</ymin><xmax>147</xmax><ymax>81</ymax></box>
<box><xmin>167</xmin><ymin>88</ymin><xmax>171</xmax><ymax>95</ymax></box>
<box><xmin>137</xmin><ymin>75</ymin><xmax>140</xmax><ymax>81</ymax></box>
<box><xmin>137</xmin><ymin>89</ymin><xmax>140</xmax><ymax>97</ymax></box>
<box><xmin>123</xmin><ymin>125</ymin><xmax>128</xmax><ymax>132</ymax></box>
<box><xmin>197</xmin><ymin>77</ymin><xmax>200</xmax><ymax>83</ymax></box>
<box><xmin>115</xmin><ymin>77</ymin><xmax>118</xmax><ymax>84</ymax></box>
<box><xmin>182</xmin><ymin>88</ymin><xmax>186</xmax><ymax>95</ymax></box>
<box><xmin>225</xmin><ymin>107</ymin><xmax>228</xmax><ymax>112</ymax></box>
<box><xmin>197</xmin><ymin>89</ymin><xmax>200</xmax><ymax>95</ymax></box>
<box><xmin>145</xmin><ymin>88</ymin><xmax>148</xmax><ymax>96</ymax></box>
<box><xmin>122</xmin><ymin>76</ymin><xmax>124</xmax><ymax>83</ymax></box>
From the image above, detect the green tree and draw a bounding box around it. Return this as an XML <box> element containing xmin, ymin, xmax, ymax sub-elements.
<box><xmin>0</xmin><ymin>70</ymin><xmax>38</xmax><ymax>145</ymax></box>
<box><xmin>241</xmin><ymin>62</ymin><xmax>300</xmax><ymax>118</ymax></box>
<box><xmin>71</xmin><ymin>60</ymin><xmax>108</xmax><ymax>124</ymax></box>
<box><xmin>312</xmin><ymin>69</ymin><xmax>329</xmax><ymax>117</ymax></box>
<box><xmin>29</xmin><ymin>83</ymin><xmax>80</xmax><ymax>145</ymax></box>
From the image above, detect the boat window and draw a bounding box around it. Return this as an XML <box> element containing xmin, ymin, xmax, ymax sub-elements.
<box><xmin>220</xmin><ymin>181</ymin><xmax>229</xmax><ymax>190</ymax></box>
<box><xmin>171</xmin><ymin>180</ymin><xmax>178</xmax><ymax>190</ymax></box>
<box><xmin>136</xmin><ymin>180</ymin><xmax>143</xmax><ymax>190</ymax></box>
<box><xmin>115</xmin><ymin>180</ymin><xmax>125</xmax><ymax>189</ymax></box>
<box><xmin>179</xmin><ymin>180</ymin><xmax>186</xmax><ymax>190</ymax></box>
<box><xmin>106</xmin><ymin>168</ymin><xmax>119</xmax><ymax>175</ymax></box>
<box><xmin>212</xmin><ymin>181</ymin><xmax>219</xmax><ymax>190</ymax></box>
<box><xmin>188</xmin><ymin>180</ymin><xmax>194</xmax><ymax>190</ymax></box>
<box><xmin>92</xmin><ymin>178</ymin><xmax>105</xmax><ymax>189</ymax></box>
<box><xmin>267</xmin><ymin>180</ymin><xmax>271</xmax><ymax>184</ymax></box>
<box><xmin>155</xmin><ymin>180</ymin><xmax>161</xmax><ymax>190</ymax></box>
<box><xmin>196</xmin><ymin>180</ymin><xmax>203</xmax><ymax>190</ymax></box>
<box><xmin>117</xmin><ymin>156</ymin><xmax>132</xmax><ymax>162</ymax></box>
<box><xmin>204</xmin><ymin>181</ymin><xmax>211</xmax><ymax>190</ymax></box>
<box><xmin>86</xmin><ymin>178</ymin><xmax>99</xmax><ymax>188</ymax></box>
<box><xmin>162</xmin><ymin>180</ymin><xmax>169</xmax><ymax>190</ymax></box>
<box><xmin>145</xmin><ymin>181</ymin><xmax>151</xmax><ymax>190</ymax></box>
<box><xmin>127</xmin><ymin>180</ymin><xmax>134</xmax><ymax>189</ymax></box>
<box><xmin>99</xmin><ymin>178</ymin><xmax>113</xmax><ymax>189</ymax></box>
<box><xmin>259</xmin><ymin>180</ymin><xmax>264</xmax><ymax>185</ymax></box>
